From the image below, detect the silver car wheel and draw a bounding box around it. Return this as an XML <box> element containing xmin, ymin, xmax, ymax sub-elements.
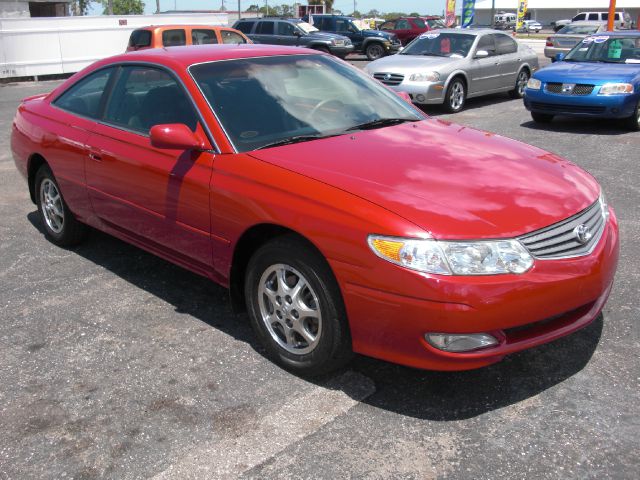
<box><xmin>449</xmin><ymin>81</ymin><xmax>465</xmax><ymax>110</ymax></box>
<box><xmin>517</xmin><ymin>71</ymin><xmax>529</xmax><ymax>96</ymax></box>
<box><xmin>40</xmin><ymin>178</ymin><xmax>64</xmax><ymax>234</ymax></box>
<box><xmin>257</xmin><ymin>263</ymin><xmax>322</xmax><ymax>355</ymax></box>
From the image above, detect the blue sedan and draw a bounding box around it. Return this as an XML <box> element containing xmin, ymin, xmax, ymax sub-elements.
<box><xmin>523</xmin><ymin>31</ymin><xmax>640</xmax><ymax>131</ymax></box>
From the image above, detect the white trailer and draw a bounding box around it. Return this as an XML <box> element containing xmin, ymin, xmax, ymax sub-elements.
<box><xmin>0</xmin><ymin>13</ymin><xmax>228</xmax><ymax>79</ymax></box>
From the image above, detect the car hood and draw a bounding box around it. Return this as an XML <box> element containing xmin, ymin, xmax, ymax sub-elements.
<box><xmin>362</xmin><ymin>29</ymin><xmax>395</xmax><ymax>39</ymax></box>
<box><xmin>307</xmin><ymin>31</ymin><xmax>349</xmax><ymax>41</ymax></box>
<box><xmin>248</xmin><ymin>119</ymin><xmax>599</xmax><ymax>239</ymax></box>
<box><xmin>366</xmin><ymin>54</ymin><xmax>463</xmax><ymax>73</ymax></box>
<box><xmin>536</xmin><ymin>61</ymin><xmax>639</xmax><ymax>83</ymax></box>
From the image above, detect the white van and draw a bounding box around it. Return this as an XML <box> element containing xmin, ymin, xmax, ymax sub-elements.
<box><xmin>571</xmin><ymin>11</ymin><xmax>631</xmax><ymax>28</ymax></box>
<box><xmin>494</xmin><ymin>13</ymin><xmax>517</xmax><ymax>30</ymax></box>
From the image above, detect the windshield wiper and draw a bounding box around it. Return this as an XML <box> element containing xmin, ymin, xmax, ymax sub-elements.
<box><xmin>344</xmin><ymin>118</ymin><xmax>419</xmax><ymax>132</ymax></box>
<box><xmin>255</xmin><ymin>134</ymin><xmax>336</xmax><ymax>150</ymax></box>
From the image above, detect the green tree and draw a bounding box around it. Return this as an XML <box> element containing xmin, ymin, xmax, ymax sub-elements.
<box><xmin>245</xmin><ymin>4</ymin><xmax>260</xmax><ymax>12</ymax></box>
<box><xmin>409</xmin><ymin>12</ymin><xmax>421</xmax><ymax>17</ymax></box>
<box><xmin>100</xmin><ymin>0</ymin><xmax>145</xmax><ymax>15</ymax></box>
<box><xmin>70</xmin><ymin>0</ymin><xmax>91</xmax><ymax>15</ymax></box>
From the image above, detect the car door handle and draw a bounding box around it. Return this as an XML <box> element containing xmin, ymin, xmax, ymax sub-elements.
<box><xmin>88</xmin><ymin>151</ymin><xmax>102</xmax><ymax>162</ymax></box>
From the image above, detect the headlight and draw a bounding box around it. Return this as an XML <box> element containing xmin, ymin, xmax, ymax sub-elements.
<box><xmin>526</xmin><ymin>78</ymin><xmax>542</xmax><ymax>90</ymax></box>
<box><xmin>367</xmin><ymin>235</ymin><xmax>534</xmax><ymax>276</ymax></box>
<box><xmin>599</xmin><ymin>190</ymin><xmax>610</xmax><ymax>221</ymax></box>
<box><xmin>409</xmin><ymin>71</ymin><xmax>440</xmax><ymax>82</ymax></box>
<box><xmin>598</xmin><ymin>83</ymin><xmax>634</xmax><ymax>95</ymax></box>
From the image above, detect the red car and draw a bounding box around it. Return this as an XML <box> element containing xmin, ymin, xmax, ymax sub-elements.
<box><xmin>379</xmin><ymin>16</ymin><xmax>446</xmax><ymax>45</ymax></box>
<box><xmin>11</xmin><ymin>45</ymin><xmax>619</xmax><ymax>375</ymax></box>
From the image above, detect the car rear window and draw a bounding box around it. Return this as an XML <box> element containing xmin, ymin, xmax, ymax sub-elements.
<box><xmin>129</xmin><ymin>29</ymin><xmax>151</xmax><ymax>48</ymax></box>
<box><xmin>192</xmin><ymin>29</ymin><xmax>218</xmax><ymax>45</ymax></box>
<box><xmin>256</xmin><ymin>21</ymin><xmax>275</xmax><ymax>35</ymax></box>
<box><xmin>162</xmin><ymin>29</ymin><xmax>186</xmax><ymax>47</ymax></box>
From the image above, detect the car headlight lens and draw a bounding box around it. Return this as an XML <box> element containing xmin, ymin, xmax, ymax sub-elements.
<box><xmin>526</xmin><ymin>78</ymin><xmax>542</xmax><ymax>90</ymax></box>
<box><xmin>409</xmin><ymin>71</ymin><xmax>440</xmax><ymax>82</ymax></box>
<box><xmin>367</xmin><ymin>235</ymin><xmax>534</xmax><ymax>275</ymax></box>
<box><xmin>599</xmin><ymin>190</ymin><xmax>610</xmax><ymax>221</ymax></box>
<box><xmin>598</xmin><ymin>83</ymin><xmax>634</xmax><ymax>95</ymax></box>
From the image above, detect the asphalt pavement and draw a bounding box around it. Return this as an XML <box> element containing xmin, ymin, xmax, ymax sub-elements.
<box><xmin>0</xmin><ymin>65</ymin><xmax>638</xmax><ymax>479</ymax></box>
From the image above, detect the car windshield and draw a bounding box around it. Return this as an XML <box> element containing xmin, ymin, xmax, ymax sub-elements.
<box><xmin>297</xmin><ymin>22</ymin><xmax>319</xmax><ymax>34</ymax></box>
<box><xmin>401</xmin><ymin>32</ymin><xmax>475</xmax><ymax>57</ymax></box>
<box><xmin>564</xmin><ymin>35</ymin><xmax>640</xmax><ymax>63</ymax></box>
<box><xmin>557</xmin><ymin>24</ymin><xmax>600</xmax><ymax>35</ymax></box>
<box><xmin>189</xmin><ymin>55</ymin><xmax>421</xmax><ymax>152</ymax></box>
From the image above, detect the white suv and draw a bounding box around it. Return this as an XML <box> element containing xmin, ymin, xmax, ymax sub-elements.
<box><xmin>555</xmin><ymin>11</ymin><xmax>632</xmax><ymax>31</ymax></box>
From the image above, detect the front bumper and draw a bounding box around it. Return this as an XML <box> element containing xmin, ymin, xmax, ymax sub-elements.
<box><xmin>524</xmin><ymin>86</ymin><xmax>638</xmax><ymax>119</ymax></box>
<box><xmin>329</xmin><ymin>44</ymin><xmax>355</xmax><ymax>58</ymax></box>
<box><xmin>385</xmin><ymin>80</ymin><xmax>446</xmax><ymax>104</ymax></box>
<box><xmin>331</xmin><ymin>209</ymin><xmax>619</xmax><ymax>371</ymax></box>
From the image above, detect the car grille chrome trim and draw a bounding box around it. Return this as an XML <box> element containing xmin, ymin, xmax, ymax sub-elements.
<box><xmin>545</xmin><ymin>83</ymin><xmax>595</xmax><ymax>95</ymax></box>
<box><xmin>530</xmin><ymin>101</ymin><xmax>605</xmax><ymax>114</ymax></box>
<box><xmin>518</xmin><ymin>199</ymin><xmax>605</xmax><ymax>259</ymax></box>
<box><xmin>373</xmin><ymin>72</ymin><xmax>405</xmax><ymax>86</ymax></box>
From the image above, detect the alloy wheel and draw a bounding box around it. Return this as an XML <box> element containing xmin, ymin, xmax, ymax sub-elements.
<box><xmin>517</xmin><ymin>71</ymin><xmax>529</xmax><ymax>96</ymax></box>
<box><xmin>449</xmin><ymin>81</ymin><xmax>465</xmax><ymax>111</ymax></box>
<box><xmin>40</xmin><ymin>178</ymin><xmax>64</xmax><ymax>233</ymax></box>
<box><xmin>257</xmin><ymin>263</ymin><xmax>322</xmax><ymax>355</ymax></box>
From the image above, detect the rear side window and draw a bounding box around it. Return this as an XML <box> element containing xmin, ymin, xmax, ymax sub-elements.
<box><xmin>413</xmin><ymin>18</ymin><xmax>426</xmax><ymax>28</ymax></box>
<box><xmin>53</xmin><ymin>68</ymin><xmax>114</xmax><ymax>119</ymax></box>
<box><xmin>103</xmin><ymin>66</ymin><xmax>198</xmax><ymax>134</ymax></box>
<box><xmin>587</xmin><ymin>13</ymin><xmax>599</xmax><ymax>20</ymax></box>
<box><xmin>162</xmin><ymin>29</ymin><xmax>186</xmax><ymax>47</ymax></box>
<box><xmin>192</xmin><ymin>29</ymin><xmax>218</xmax><ymax>45</ymax></box>
<box><xmin>396</xmin><ymin>19</ymin><xmax>410</xmax><ymax>30</ymax></box>
<box><xmin>129</xmin><ymin>29</ymin><xmax>151</xmax><ymax>48</ymax></box>
<box><xmin>221</xmin><ymin>30</ymin><xmax>247</xmax><ymax>44</ymax></box>
<box><xmin>235</xmin><ymin>21</ymin><xmax>254</xmax><ymax>34</ymax></box>
<box><xmin>256</xmin><ymin>21</ymin><xmax>275</xmax><ymax>35</ymax></box>
<box><xmin>495</xmin><ymin>35</ymin><xmax>517</xmax><ymax>54</ymax></box>
<box><xmin>476</xmin><ymin>35</ymin><xmax>496</xmax><ymax>55</ymax></box>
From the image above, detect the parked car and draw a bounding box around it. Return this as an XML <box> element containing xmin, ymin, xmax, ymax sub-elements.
<box><xmin>494</xmin><ymin>13</ymin><xmax>517</xmax><ymax>30</ymax></box>
<box><xmin>553</xmin><ymin>11</ymin><xmax>632</xmax><ymax>32</ymax></box>
<box><xmin>233</xmin><ymin>17</ymin><xmax>353</xmax><ymax>58</ymax></box>
<box><xmin>544</xmin><ymin>21</ymin><xmax>609</xmax><ymax>60</ymax></box>
<box><xmin>378</xmin><ymin>16</ymin><xmax>444</xmax><ymax>45</ymax></box>
<box><xmin>364</xmin><ymin>29</ymin><xmax>539</xmax><ymax>112</ymax></box>
<box><xmin>524</xmin><ymin>31</ymin><xmax>640</xmax><ymax>131</ymax></box>
<box><xmin>516</xmin><ymin>20</ymin><xmax>543</xmax><ymax>33</ymax></box>
<box><xmin>303</xmin><ymin>14</ymin><xmax>402</xmax><ymax>60</ymax></box>
<box><xmin>12</xmin><ymin>45</ymin><xmax>619</xmax><ymax>375</ymax></box>
<box><xmin>126</xmin><ymin>25</ymin><xmax>251</xmax><ymax>52</ymax></box>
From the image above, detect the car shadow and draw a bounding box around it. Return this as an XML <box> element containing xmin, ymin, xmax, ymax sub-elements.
<box><xmin>419</xmin><ymin>94</ymin><xmax>517</xmax><ymax>116</ymax></box>
<box><xmin>521</xmin><ymin>117</ymin><xmax>632</xmax><ymax>136</ymax></box>
<box><xmin>27</xmin><ymin>211</ymin><xmax>603</xmax><ymax>421</ymax></box>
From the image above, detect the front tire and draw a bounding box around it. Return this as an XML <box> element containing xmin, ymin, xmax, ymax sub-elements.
<box><xmin>35</xmin><ymin>165</ymin><xmax>87</xmax><ymax>247</ymax></box>
<box><xmin>531</xmin><ymin>112</ymin><xmax>554</xmax><ymax>123</ymax></box>
<box><xmin>623</xmin><ymin>100</ymin><xmax>640</xmax><ymax>132</ymax></box>
<box><xmin>365</xmin><ymin>42</ymin><xmax>385</xmax><ymax>61</ymax></box>
<box><xmin>509</xmin><ymin>69</ymin><xmax>530</xmax><ymax>99</ymax></box>
<box><xmin>443</xmin><ymin>78</ymin><xmax>466</xmax><ymax>113</ymax></box>
<box><xmin>244</xmin><ymin>235</ymin><xmax>352</xmax><ymax>376</ymax></box>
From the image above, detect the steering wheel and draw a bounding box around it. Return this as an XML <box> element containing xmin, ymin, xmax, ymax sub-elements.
<box><xmin>309</xmin><ymin>99</ymin><xmax>344</xmax><ymax>122</ymax></box>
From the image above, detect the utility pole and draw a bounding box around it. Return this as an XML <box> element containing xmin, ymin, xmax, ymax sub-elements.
<box><xmin>238</xmin><ymin>0</ymin><xmax>241</xmax><ymax>20</ymax></box>
<box><xmin>490</xmin><ymin>0</ymin><xmax>495</xmax><ymax>28</ymax></box>
<box><xmin>155</xmin><ymin>0</ymin><xmax>160</xmax><ymax>14</ymax></box>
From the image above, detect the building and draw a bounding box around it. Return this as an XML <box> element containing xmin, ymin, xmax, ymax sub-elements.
<box><xmin>0</xmin><ymin>0</ymin><xmax>70</xmax><ymax>18</ymax></box>
<box><xmin>474</xmin><ymin>0</ymin><xmax>640</xmax><ymax>27</ymax></box>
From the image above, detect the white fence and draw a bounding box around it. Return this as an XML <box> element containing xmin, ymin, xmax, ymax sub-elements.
<box><xmin>0</xmin><ymin>13</ymin><xmax>228</xmax><ymax>79</ymax></box>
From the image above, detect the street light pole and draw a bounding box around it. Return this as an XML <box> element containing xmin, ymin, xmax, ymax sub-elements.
<box><xmin>490</xmin><ymin>0</ymin><xmax>495</xmax><ymax>28</ymax></box>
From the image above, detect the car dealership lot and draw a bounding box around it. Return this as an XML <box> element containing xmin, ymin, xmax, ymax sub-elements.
<box><xmin>1</xmin><ymin>77</ymin><xmax>638</xmax><ymax>480</ymax></box>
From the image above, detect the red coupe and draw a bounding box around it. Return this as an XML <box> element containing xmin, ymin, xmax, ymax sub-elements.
<box><xmin>11</xmin><ymin>45</ymin><xmax>619</xmax><ymax>375</ymax></box>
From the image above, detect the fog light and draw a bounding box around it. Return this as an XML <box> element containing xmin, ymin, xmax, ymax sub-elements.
<box><xmin>426</xmin><ymin>333</ymin><xmax>499</xmax><ymax>352</ymax></box>
<box><xmin>416</xmin><ymin>94</ymin><xmax>426</xmax><ymax>102</ymax></box>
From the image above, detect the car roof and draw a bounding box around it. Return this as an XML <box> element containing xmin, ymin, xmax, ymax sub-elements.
<box><xmin>135</xmin><ymin>24</ymin><xmax>237</xmax><ymax>31</ymax></box>
<box><xmin>585</xmin><ymin>30</ymin><xmax>640</xmax><ymax>36</ymax></box>
<box><xmin>109</xmin><ymin>44</ymin><xmax>321</xmax><ymax>69</ymax></box>
<box><xmin>430</xmin><ymin>28</ymin><xmax>509</xmax><ymax>36</ymax></box>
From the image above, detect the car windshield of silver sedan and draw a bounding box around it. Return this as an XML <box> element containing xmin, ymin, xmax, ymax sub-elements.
<box><xmin>565</xmin><ymin>35</ymin><xmax>640</xmax><ymax>63</ymax></box>
<box><xmin>189</xmin><ymin>55</ymin><xmax>421</xmax><ymax>152</ymax></box>
<box><xmin>557</xmin><ymin>24</ymin><xmax>600</xmax><ymax>35</ymax></box>
<box><xmin>401</xmin><ymin>32</ymin><xmax>475</xmax><ymax>58</ymax></box>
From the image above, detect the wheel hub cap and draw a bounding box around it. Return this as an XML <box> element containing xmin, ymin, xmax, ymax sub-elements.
<box><xmin>40</xmin><ymin>179</ymin><xmax>64</xmax><ymax>234</ymax></box>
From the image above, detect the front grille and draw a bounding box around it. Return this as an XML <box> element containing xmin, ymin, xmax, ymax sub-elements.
<box><xmin>373</xmin><ymin>72</ymin><xmax>404</xmax><ymax>86</ymax></box>
<box><xmin>530</xmin><ymin>101</ymin><xmax>606</xmax><ymax>114</ymax></box>
<box><xmin>545</xmin><ymin>83</ymin><xmax>595</xmax><ymax>95</ymax></box>
<box><xmin>519</xmin><ymin>199</ymin><xmax>605</xmax><ymax>259</ymax></box>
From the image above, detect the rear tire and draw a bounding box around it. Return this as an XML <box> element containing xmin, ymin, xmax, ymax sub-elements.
<box><xmin>623</xmin><ymin>101</ymin><xmax>640</xmax><ymax>132</ymax></box>
<box><xmin>443</xmin><ymin>78</ymin><xmax>466</xmax><ymax>113</ymax></box>
<box><xmin>244</xmin><ymin>235</ymin><xmax>352</xmax><ymax>376</ymax></box>
<box><xmin>35</xmin><ymin>165</ymin><xmax>87</xmax><ymax>247</ymax></box>
<box><xmin>365</xmin><ymin>42</ymin><xmax>385</xmax><ymax>61</ymax></box>
<box><xmin>531</xmin><ymin>112</ymin><xmax>554</xmax><ymax>123</ymax></box>
<box><xmin>509</xmin><ymin>69</ymin><xmax>530</xmax><ymax>99</ymax></box>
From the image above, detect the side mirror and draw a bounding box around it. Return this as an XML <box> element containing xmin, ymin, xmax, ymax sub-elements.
<box><xmin>150</xmin><ymin>124</ymin><xmax>206</xmax><ymax>151</ymax></box>
<box><xmin>554</xmin><ymin>52</ymin><xmax>565</xmax><ymax>62</ymax></box>
<box><xmin>475</xmin><ymin>50</ymin><xmax>489</xmax><ymax>58</ymax></box>
<box><xmin>396</xmin><ymin>91</ymin><xmax>412</xmax><ymax>103</ymax></box>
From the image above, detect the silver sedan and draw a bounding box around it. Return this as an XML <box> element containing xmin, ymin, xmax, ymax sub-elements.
<box><xmin>364</xmin><ymin>29</ymin><xmax>539</xmax><ymax>112</ymax></box>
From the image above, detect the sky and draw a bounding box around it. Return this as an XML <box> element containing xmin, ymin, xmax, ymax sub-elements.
<box><xmin>129</xmin><ymin>1</ymin><xmax>450</xmax><ymax>16</ymax></box>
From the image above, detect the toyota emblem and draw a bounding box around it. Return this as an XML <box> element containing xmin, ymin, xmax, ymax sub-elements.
<box><xmin>573</xmin><ymin>224</ymin><xmax>592</xmax><ymax>244</ymax></box>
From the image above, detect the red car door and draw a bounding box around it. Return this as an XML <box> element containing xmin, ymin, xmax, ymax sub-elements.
<box><xmin>84</xmin><ymin>65</ymin><xmax>214</xmax><ymax>270</ymax></box>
